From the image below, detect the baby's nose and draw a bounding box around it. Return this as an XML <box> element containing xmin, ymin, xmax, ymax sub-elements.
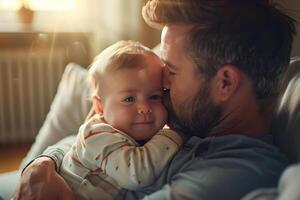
<box><xmin>137</xmin><ymin>104</ymin><xmax>152</xmax><ymax>114</ymax></box>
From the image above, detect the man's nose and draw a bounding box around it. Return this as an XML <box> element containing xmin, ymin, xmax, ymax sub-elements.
<box><xmin>137</xmin><ymin>102</ymin><xmax>152</xmax><ymax>114</ymax></box>
<box><xmin>163</xmin><ymin>67</ymin><xmax>170</xmax><ymax>89</ymax></box>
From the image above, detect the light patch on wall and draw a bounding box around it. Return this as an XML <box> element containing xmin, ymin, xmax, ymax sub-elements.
<box><xmin>0</xmin><ymin>0</ymin><xmax>76</xmax><ymax>11</ymax></box>
<box><xmin>0</xmin><ymin>0</ymin><xmax>21</xmax><ymax>10</ymax></box>
<box><xmin>29</xmin><ymin>0</ymin><xmax>76</xmax><ymax>11</ymax></box>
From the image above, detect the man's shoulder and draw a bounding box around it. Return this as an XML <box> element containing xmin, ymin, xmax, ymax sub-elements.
<box><xmin>181</xmin><ymin>134</ymin><xmax>288</xmax><ymax>164</ymax></box>
<box><xmin>184</xmin><ymin>134</ymin><xmax>280</xmax><ymax>154</ymax></box>
<box><xmin>170</xmin><ymin>134</ymin><xmax>288</xmax><ymax>184</ymax></box>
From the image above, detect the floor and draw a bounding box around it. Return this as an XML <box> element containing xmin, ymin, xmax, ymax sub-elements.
<box><xmin>0</xmin><ymin>144</ymin><xmax>31</xmax><ymax>173</ymax></box>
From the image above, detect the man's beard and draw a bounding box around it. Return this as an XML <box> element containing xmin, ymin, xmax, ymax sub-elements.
<box><xmin>163</xmin><ymin>81</ymin><xmax>221</xmax><ymax>138</ymax></box>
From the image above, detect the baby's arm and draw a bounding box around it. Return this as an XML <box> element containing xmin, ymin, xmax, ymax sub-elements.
<box><xmin>102</xmin><ymin>128</ymin><xmax>183</xmax><ymax>190</ymax></box>
<box><xmin>73</xmin><ymin>119</ymin><xmax>183</xmax><ymax>190</ymax></box>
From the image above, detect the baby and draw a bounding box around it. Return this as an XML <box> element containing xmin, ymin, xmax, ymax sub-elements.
<box><xmin>59</xmin><ymin>40</ymin><xmax>183</xmax><ymax>200</ymax></box>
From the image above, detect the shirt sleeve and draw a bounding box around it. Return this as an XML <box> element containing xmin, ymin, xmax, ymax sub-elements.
<box><xmin>73</xmin><ymin>118</ymin><xmax>183</xmax><ymax>190</ymax></box>
<box><xmin>41</xmin><ymin>135</ymin><xmax>76</xmax><ymax>171</ymax></box>
<box><xmin>103</xmin><ymin>128</ymin><xmax>183</xmax><ymax>190</ymax></box>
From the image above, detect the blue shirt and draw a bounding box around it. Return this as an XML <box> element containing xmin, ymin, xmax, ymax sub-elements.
<box><xmin>123</xmin><ymin>134</ymin><xmax>288</xmax><ymax>200</ymax></box>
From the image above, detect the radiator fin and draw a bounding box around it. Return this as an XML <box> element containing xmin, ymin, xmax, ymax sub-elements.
<box><xmin>0</xmin><ymin>49</ymin><xmax>67</xmax><ymax>144</ymax></box>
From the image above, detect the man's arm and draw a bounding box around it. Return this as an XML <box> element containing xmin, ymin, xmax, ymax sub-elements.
<box><xmin>13</xmin><ymin>136</ymin><xmax>76</xmax><ymax>200</ymax></box>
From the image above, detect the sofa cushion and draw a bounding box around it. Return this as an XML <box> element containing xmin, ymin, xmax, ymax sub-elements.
<box><xmin>273</xmin><ymin>58</ymin><xmax>300</xmax><ymax>162</ymax></box>
<box><xmin>20</xmin><ymin>63</ymin><xmax>91</xmax><ymax>168</ymax></box>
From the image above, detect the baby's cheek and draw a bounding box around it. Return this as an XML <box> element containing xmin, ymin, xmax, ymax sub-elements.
<box><xmin>161</xmin><ymin>105</ymin><xmax>168</xmax><ymax>121</ymax></box>
<box><xmin>109</xmin><ymin>118</ymin><xmax>130</xmax><ymax>133</ymax></box>
<box><xmin>114</xmin><ymin>111</ymin><xmax>136</xmax><ymax>130</ymax></box>
<box><xmin>156</xmin><ymin>105</ymin><xmax>168</xmax><ymax>125</ymax></box>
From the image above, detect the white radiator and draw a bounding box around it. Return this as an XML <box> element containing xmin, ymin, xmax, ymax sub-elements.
<box><xmin>0</xmin><ymin>48</ymin><xmax>67</xmax><ymax>144</ymax></box>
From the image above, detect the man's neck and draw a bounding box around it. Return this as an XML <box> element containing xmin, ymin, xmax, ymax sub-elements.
<box><xmin>208</xmin><ymin>98</ymin><xmax>276</xmax><ymax>138</ymax></box>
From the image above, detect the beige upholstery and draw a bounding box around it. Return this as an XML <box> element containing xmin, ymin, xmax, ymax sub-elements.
<box><xmin>273</xmin><ymin>58</ymin><xmax>300</xmax><ymax>162</ymax></box>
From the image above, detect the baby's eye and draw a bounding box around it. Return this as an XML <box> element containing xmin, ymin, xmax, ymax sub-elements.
<box><xmin>123</xmin><ymin>96</ymin><xmax>135</xmax><ymax>102</ymax></box>
<box><xmin>149</xmin><ymin>94</ymin><xmax>162</xmax><ymax>101</ymax></box>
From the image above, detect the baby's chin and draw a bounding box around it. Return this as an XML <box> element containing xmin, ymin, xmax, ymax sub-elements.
<box><xmin>128</xmin><ymin>127</ymin><xmax>160</xmax><ymax>143</ymax></box>
<box><xmin>123</xmin><ymin>120</ymin><xmax>167</xmax><ymax>144</ymax></box>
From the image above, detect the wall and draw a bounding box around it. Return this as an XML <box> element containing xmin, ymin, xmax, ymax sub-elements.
<box><xmin>83</xmin><ymin>0</ymin><xmax>161</xmax><ymax>58</ymax></box>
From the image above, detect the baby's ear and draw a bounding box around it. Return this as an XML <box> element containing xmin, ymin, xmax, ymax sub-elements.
<box><xmin>92</xmin><ymin>96</ymin><xmax>103</xmax><ymax>114</ymax></box>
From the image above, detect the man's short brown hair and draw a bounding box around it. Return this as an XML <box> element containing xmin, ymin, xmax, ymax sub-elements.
<box><xmin>143</xmin><ymin>0</ymin><xmax>296</xmax><ymax>98</ymax></box>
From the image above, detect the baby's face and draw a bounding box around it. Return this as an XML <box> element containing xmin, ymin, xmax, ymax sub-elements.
<box><xmin>100</xmin><ymin>55</ymin><xmax>167</xmax><ymax>141</ymax></box>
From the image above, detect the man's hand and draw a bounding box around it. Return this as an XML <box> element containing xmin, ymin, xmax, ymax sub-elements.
<box><xmin>13</xmin><ymin>157</ymin><xmax>74</xmax><ymax>200</ymax></box>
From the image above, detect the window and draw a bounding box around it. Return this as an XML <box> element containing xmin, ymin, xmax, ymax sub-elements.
<box><xmin>0</xmin><ymin>0</ymin><xmax>76</xmax><ymax>11</ymax></box>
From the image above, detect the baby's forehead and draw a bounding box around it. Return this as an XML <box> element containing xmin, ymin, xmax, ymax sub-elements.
<box><xmin>108</xmin><ymin>52</ymin><xmax>161</xmax><ymax>72</ymax></box>
<box><xmin>104</xmin><ymin>57</ymin><xmax>163</xmax><ymax>83</ymax></box>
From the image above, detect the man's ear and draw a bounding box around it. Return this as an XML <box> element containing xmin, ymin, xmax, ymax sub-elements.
<box><xmin>212</xmin><ymin>65</ymin><xmax>241</xmax><ymax>102</ymax></box>
<box><xmin>92</xmin><ymin>96</ymin><xmax>103</xmax><ymax>114</ymax></box>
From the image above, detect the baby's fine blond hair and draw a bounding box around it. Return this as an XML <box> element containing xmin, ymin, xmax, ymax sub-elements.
<box><xmin>88</xmin><ymin>40</ymin><xmax>157</xmax><ymax>97</ymax></box>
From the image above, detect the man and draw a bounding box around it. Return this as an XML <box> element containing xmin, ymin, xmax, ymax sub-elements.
<box><xmin>13</xmin><ymin>0</ymin><xmax>296</xmax><ymax>199</ymax></box>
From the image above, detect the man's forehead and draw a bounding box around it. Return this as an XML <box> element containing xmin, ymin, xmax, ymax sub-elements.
<box><xmin>160</xmin><ymin>24</ymin><xmax>191</xmax><ymax>58</ymax></box>
<box><xmin>160</xmin><ymin>24</ymin><xmax>195</xmax><ymax>54</ymax></box>
<box><xmin>162</xmin><ymin>24</ymin><xmax>194</xmax><ymax>40</ymax></box>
